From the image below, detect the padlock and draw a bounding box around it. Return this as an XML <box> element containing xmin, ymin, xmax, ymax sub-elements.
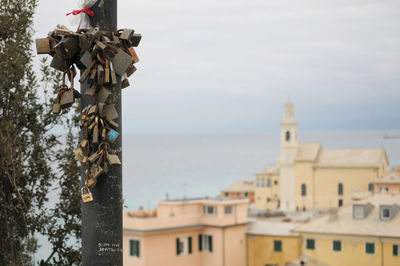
<box><xmin>50</xmin><ymin>54</ymin><xmax>68</xmax><ymax>72</ymax></box>
<box><xmin>119</xmin><ymin>29</ymin><xmax>134</xmax><ymax>40</ymax></box>
<box><xmin>76</xmin><ymin>50</ymin><xmax>91</xmax><ymax>70</ymax></box>
<box><xmin>108</xmin><ymin>129</ymin><xmax>119</xmax><ymax>142</ymax></box>
<box><xmin>81</xmin><ymin>186</ymin><xmax>93</xmax><ymax>203</ymax></box>
<box><xmin>75</xmin><ymin>148</ymin><xmax>87</xmax><ymax>163</ymax></box>
<box><xmin>84</xmin><ymin>85</ymin><xmax>96</xmax><ymax>96</ymax></box>
<box><xmin>112</xmin><ymin>35</ymin><xmax>122</xmax><ymax>47</ymax></box>
<box><xmin>127</xmin><ymin>34</ymin><xmax>142</xmax><ymax>47</ymax></box>
<box><xmin>62</xmin><ymin>35</ymin><xmax>80</xmax><ymax>59</ymax></box>
<box><xmin>110</xmin><ymin>62</ymin><xmax>117</xmax><ymax>85</ymax></box>
<box><xmin>121</xmin><ymin>78</ymin><xmax>130</xmax><ymax>89</ymax></box>
<box><xmin>89</xmin><ymin>164</ymin><xmax>104</xmax><ymax>179</ymax></box>
<box><xmin>88</xmin><ymin>151</ymin><xmax>100</xmax><ymax>163</ymax></box>
<box><xmin>98</xmin><ymin>102</ymin><xmax>105</xmax><ymax>117</ymax></box>
<box><xmin>52</xmin><ymin>103</ymin><xmax>61</xmax><ymax>114</ymax></box>
<box><xmin>96</xmin><ymin>87</ymin><xmax>111</xmax><ymax>103</ymax></box>
<box><xmin>92</xmin><ymin>125</ymin><xmax>99</xmax><ymax>144</ymax></box>
<box><xmin>87</xmin><ymin>104</ymin><xmax>98</xmax><ymax>115</ymax></box>
<box><xmin>128</xmin><ymin>47</ymin><xmax>139</xmax><ymax>63</ymax></box>
<box><xmin>126</xmin><ymin>64</ymin><xmax>137</xmax><ymax>78</ymax></box>
<box><xmin>107</xmin><ymin>152</ymin><xmax>121</xmax><ymax>165</ymax></box>
<box><xmin>97</xmin><ymin>64</ymin><xmax>105</xmax><ymax>86</ymax></box>
<box><xmin>105</xmin><ymin>60</ymin><xmax>110</xmax><ymax>84</ymax></box>
<box><xmin>35</xmin><ymin>38</ymin><xmax>51</xmax><ymax>54</ymax></box>
<box><xmin>111</xmin><ymin>48</ymin><xmax>133</xmax><ymax>76</ymax></box>
<box><xmin>104</xmin><ymin>104</ymin><xmax>119</xmax><ymax>121</ymax></box>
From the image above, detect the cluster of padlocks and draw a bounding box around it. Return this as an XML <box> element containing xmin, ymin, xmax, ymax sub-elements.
<box><xmin>36</xmin><ymin>26</ymin><xmax>141</xmax><ymax>202</ymax></box>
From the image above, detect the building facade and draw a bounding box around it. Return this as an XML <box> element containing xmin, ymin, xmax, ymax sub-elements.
<box><xmin>247</xmin><ymin>221</ymin><xmax>301</xmax><ymax>266</ymax></box>
<box><xmin>255</xmin><ymin>102</ymin><xmax>389</xmax><ymax>211</ymax></box>
<box><xmin>293</xmin><ymin>194</ymin><xmax>400</xmax><ymax>266</ymax></box>
<box><xmin>221</xmin><ymin>180</ymin><xmax>255</xmax><ymax>203</ymax></box>
<box><xmin>123</xmin><ymin>198</ymin><xmax>248</xmax><ymax>266</ymax></box>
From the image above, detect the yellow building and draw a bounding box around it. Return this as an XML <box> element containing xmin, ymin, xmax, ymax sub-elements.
<box><xmin>254</xmin><ymin>164</ymin><xmax>280</xmax><ymax>210</ymax></box>
<box><xmin>292</xmin><ymin>193</ymin><xmax>400</xmax><ymax>266</ymax></box>
<box><xmin>247</xmin><ymin>221</ymin><xmax>301</xmax><ymax>266</ymax></box>
<box><xmin>255</xmin><ymin>101</ymin><xmax>389</xmax><ymax>211</ymax></box>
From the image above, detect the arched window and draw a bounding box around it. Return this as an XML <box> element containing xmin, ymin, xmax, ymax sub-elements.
<box><xmin>286</xmin><ymin>131</ymin><xmax>291</xmax><ymax>142</ymax></box>
<box><xmin>338</xmin><ymin>183</ymin><xmax>343</xmax><ymax>195</ymax></box>
<box><xmin>301</xmin><ymin>184</ymin><xmax>306</xmax><ymax>196</ymax></box>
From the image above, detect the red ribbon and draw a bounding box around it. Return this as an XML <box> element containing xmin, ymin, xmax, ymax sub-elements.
<box><xmin>66</xmin><ymin>6</ymin><xmax>94</xmax><ymax>17</ymax></box>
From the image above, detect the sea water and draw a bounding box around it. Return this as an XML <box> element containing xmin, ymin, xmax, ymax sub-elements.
<box><xmin>123</xmin><ymin>131</ymin><xmax>400</xmax><ymax>210</ymax></box>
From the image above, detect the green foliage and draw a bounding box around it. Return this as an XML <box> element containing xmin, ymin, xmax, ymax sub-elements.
<box><xmin>0</xmin><ymin>1</ymin><xmax>81</xmax><ymax>265</ymax></box>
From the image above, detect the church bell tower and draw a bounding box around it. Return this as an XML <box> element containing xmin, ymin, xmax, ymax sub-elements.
<box><xmin>279</xmin><ymin>101</ymin><xmax>299</xmax><ymax>164</ymax></box>
<box><xmin>279</xmin><ymin>101</ymin><xmax>299</xmax><ymax>211</ymax></box>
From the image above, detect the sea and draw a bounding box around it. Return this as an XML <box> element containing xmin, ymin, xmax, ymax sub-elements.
<box><xmin>122</xmin><ymin>131</ymin><xmax>400</xmax><ymax>210</ymax></box>
<box><xmin>35</xmin><ymin>130</ymin><xmax>400</xmax><ymax>261</ymax></box>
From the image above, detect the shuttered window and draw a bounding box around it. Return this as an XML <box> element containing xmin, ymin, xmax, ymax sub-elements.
<box><xmin>129</xmin><ymin>239</ymin><xmax>140</xmax><ymax>257</ymax></box>
<box><xmin>199</xmin><ymin>234</ymin><xmax>213</xmax><ymax>252</ymax></box>
<box><xmin>366</xmin><ymin>242</ymin><xmax>375</xmax><ymax>254</ymax></box>
<box><xmin>176</xmin><ymin>236</ymin><xmax>192</xmax><ymax>256</ymax></box>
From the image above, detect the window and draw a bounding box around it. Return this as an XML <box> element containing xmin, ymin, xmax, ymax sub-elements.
<box><xmin>274</xmin><ymin>240</ymin><xmax>282</xmax><ymax>252</ymax></box>
<box><xmin>262</xmin><ymin>179</ymin><xmax>265</xmax><ymax>187</ymax></box>
<box><xmin>393</xmin><ymin>244</ymin><xmax>399</xmax><ymax>256</ymax></box>
<box><xmin>286</xmin><ymin>131</ymin><xmax>290</xmax><ymax>142</ymax></box>
<box><xmin>267</xmin><ymin>178</ymin><xmax>271</xmax><ymax>187</ymax></box>
<box><xmin>256</xmin><ymin>178</ymin><xmax>260</xmax><ymax>187</ymax></box>
<box><xmin>267</xmin><ymin>197</ymin><xmax>271</xmax><ymax>202</ymax></box>
<box><xmin>368</xmin><ymin>183</ymin><xmax>374</xmax><ymax>192</ymax></box>
<box><xmin>224</xmin><ymin>192</ymin><xmax>229</xmax><ymax>197</ymax></box>
<box><xmin>338</xmin><ymin>183</ymin><xmax>343</xmax><ymax>195</ymax></box>
<box><xmin>333</xmin><ymin>240</ymin><xmax>341</xmax><ymax>252</ymax></box>
<box><xmin>306</xmin><ymin>239</ymin><xmax>315</xmax><ymax>250</ymax></box>
<box><xmin>354</xmin><ymin>205</ymin><xmax>365</xmax><ymax>219</ymax></box>
<box><xmin>199</xmin><ymin>234</ymin><xmax>212</xmax><ymax>252</ymax></box>
<box><xmin>338</xmin><ymin>199</ymin><xmax>343</xmax><ymax>207</ymax></box>
<box><xmin>366</xmin><ymin>242</ymin><xmax>375</xmax><ymax>254</ymax></box>
<box><xmin>224</xmin><ymin>205</ymin><xmax>233</xmax><ymax>215</ymax></box>
<box><xmin>203</xmin><ymin>205</ymin><xmax>216</xmax><ymax>216</ymax></box>
<box><xmin>130</xmin><ymin>239</ymin><xmax>140</xmax><ymax>257</ymax></box>
<box><xmin>381</xmin><ymin>207</ymin><xmax>390</xmax><ymax>220</ymax></box>
<box><xmin>274</xmin><ymin>180</ymin><xmax>278</xmax><ymax>185</ymax></box>
<box><xmin>244</xmin><ymin>192</ymin><xmax>248</xmax><ymax>197</ymax></box>
<box><xmin>176</xmin><ymin>237</ymin><xmax>192</xmax><ymax>255</ymax></box>
<box><xmin>301</xmin><ymin>184</ymin><xmax>306</xmax><ymax>196</ymax></box>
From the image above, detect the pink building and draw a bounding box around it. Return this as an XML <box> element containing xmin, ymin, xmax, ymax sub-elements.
<box><xmin>123</xmin><ymin>198</ymin><xmax>248</xmax><ymax>266</ymax></box>
<box><xmin>373</xmin><ymin>169</ymin><xmax>400</xmax><ymax>194</ymax></box>
<box><xmin>221</xmin><ymin>180</ymin><xmax>255</xmax><ymax>203</ymax></box>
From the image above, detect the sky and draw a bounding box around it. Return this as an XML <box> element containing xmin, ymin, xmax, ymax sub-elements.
<box><xmin>33</xmin><ymin>0</ymin><xmax>400</xmax><ymax>133</ymax></box>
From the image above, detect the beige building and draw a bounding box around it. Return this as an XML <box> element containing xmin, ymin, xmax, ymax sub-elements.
<box><xmin>373</xmin><ymin>169</ymin><xmax>400</xmax><ymax>194</ymax></box>
<box><xmin>123</xmin><ymin>198</ymin><xmax>248</xmax><ymax>266</ymax></box>
<box><xmin>293</xmin><ymin>193</ymin><xmax>400</xmax><ymax>266</ymax></box>
<box><xmin>221</xmin><ymin>179</ymin><xmax>255</xmax><ymax>203</ymax></box>
<box><xmin>255</xmin><ymin>101</ymin><xmax>389</xmax><ymax>211</ymax></box>
<box><xmin>247</xmin><ymin>220</ymin><xmax>301</xmax><ymax>266</ymax></box>
<box><xmin>254</xmin><ymin>164</ymin><xmax>280</xmax><ymax>210</ymax></box>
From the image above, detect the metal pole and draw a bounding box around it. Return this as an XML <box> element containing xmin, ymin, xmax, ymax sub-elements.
<box><xmin>81</xmin><ymin>1</ymin><xmax>122</xmax><ymax>265</ymax></box>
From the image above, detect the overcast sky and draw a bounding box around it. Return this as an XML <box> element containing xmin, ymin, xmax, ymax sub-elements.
<box><xmin>33</xmin><ymin>0</ymin><xmax>400</xmax><ymax>133</ymax></box>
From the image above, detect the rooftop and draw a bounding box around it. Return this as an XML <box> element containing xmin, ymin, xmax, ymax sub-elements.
<box><xmin>221</xmin><ymin>180</ymin><xmax>255</xmax><ymax>192</ymax></box>
<box><xmin>293</xmin><ymin>193</ymin><xmax>400</xmax><ymax>238</ymax></box>
<box><xmin>247</xmin><ymin>220</ymin><xmax>301</xmax><ymax>237</ymax></box>
<box><xmin>373</xmin><ymin>169</ymin><xmax>400</xmax><ymax>184</ymax></box>
<box><xmin>315</xmin><ymin>148</ymin><xmax>386</xmax><ymax>168</ymax></box>
<box><xmin>295</xmin><ymin>143</ymin><xmax>321</xmax><ymax>162</ymax></box>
